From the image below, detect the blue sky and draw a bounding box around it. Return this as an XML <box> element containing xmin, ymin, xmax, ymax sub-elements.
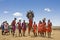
<box><xmin>0</xmin><ymin>0</ymin><xmax>60</xmax><ymax>26</ymax></box>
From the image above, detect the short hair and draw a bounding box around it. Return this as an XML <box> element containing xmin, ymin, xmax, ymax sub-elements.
<box><xmin>14</xmin><ymin>18</ymin><xmax>17</xmax><ymax>20</ymax></box>
<box><xmin>19</xmin><ymin>20</ymin><xmax>21</xmax><ymax>21</ymax></box>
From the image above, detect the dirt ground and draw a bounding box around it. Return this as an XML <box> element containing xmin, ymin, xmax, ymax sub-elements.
<box><xmin>0</xmin><ymin>29</ymin><xmax>60</xmax><ymax>40</ymax></box>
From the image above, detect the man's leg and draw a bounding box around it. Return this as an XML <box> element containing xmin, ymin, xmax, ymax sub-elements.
<box><xmin>28</xmin><ymin>27</ymin><xmax>30</xmax><ymax>36</ymax></box>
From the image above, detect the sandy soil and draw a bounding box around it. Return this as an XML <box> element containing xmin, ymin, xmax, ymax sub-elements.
<box><xmin>0</xmin><ymin>29</ymin><xmax>60</xmax><ymax>40</ymax></box>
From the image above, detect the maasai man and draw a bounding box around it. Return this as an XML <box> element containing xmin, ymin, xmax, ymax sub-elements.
<box><xmin>33</xmin><ymin>22</ymin><xmax>37</xmax><ymax>36</ymax></box>
<box><xmin>26</xmin><ymin>10</ymin><xmax>34</xmax><ymax>36</ymax></box>
<box><xmin>42</xmin><ymin>18</ymin><xmax>46</xmax><ymax>37</ymax></box>
<box><xmin>11</xmin><ymin>18</ymin><xmax>16</xmax><ymax>36</ymax></box>
<box><xmin>47</xmin><ymin>19</ymin><xmax>52</xmax><ymax>38</ymax></box>
<box><xmin>38</xmin><ymin>21</ymin><xmax>43</xmax><ymax>36</ymax></box>
<box><xmin>1</xmin><ymin>22</ymin><xmax>4</xmax><ymax>35</ymax></box>
<box><xmin>4</xmin><ymin>21</ymin><xmax>9</xmax><ymax>35</ymax></box>
<box><xmin>22</xmin><ymin>20</ymin><xmax>26</xmax><ymax>36</ymax></box>
<box><xmin>28</xmin><ymin>18</ymin><xmax>33</xmax><ymax>35</ymax></box>
<box><xmin>17</xmin><ymin>20</ymin><xmax>22</xmax><ymax>37</ymax></box>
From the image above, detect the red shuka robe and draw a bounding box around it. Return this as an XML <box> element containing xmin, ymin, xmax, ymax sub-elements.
<box><xmin>17</xmin><ymin>22</ymin><xmax>22</xmax><ymax>30</ymax></box>
<box><xmin>42</xmin><ymin>22</ymin><xmax>46</xmax><ymax>32</ymax></box>
<box><xmin>11</xmin><ymin>20</ymin><xmax>16</xmax><ymax>31</ymax></box>
<box><xmin>38</xmin><ymin>23</ymin><xmax>43</xmax><ymax>33</ymax></box>
<box><xmin>47</xmin><ymin>22</ymin><xmax>52</xmax><ymax>32</ymax></box>
<box><xmin>33</xmin><ymin>24</ymin><xmax>37</xmax><ymax>33</ymax></box>
<box><xmin>11</xmin><ymin>20</ymin><xmax>16</xmax><ymax>26</ymax></box>
<box><xmin>28</xmin><ymin>19</ymin><xmax>33</xmax><ymax>32</ymax></box>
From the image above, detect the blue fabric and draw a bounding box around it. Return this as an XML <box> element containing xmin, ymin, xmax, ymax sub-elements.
<box><xmin>1</xmin><ymin>24</ymin><xmax>4</xmax><ymax>31</ymax></box>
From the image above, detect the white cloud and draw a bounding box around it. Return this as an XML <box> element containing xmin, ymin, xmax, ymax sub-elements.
<box><xmin>44</xmin><ymin>8</ymin><xmax>51</xmax><ymax>12</ymax></box>
<box><xmin>18</xmin><ymin>18</ymin><xmax>22</xmax><ymax>20</ymax></box>
<box><xmin>13</xmin><ymin>12</ymin><xmax>22</xmax><ymax>16</ymax></box>
<box><xmin>17</xmin><ymin>17</ymin><xmax>23</xmax><ymax>22</ymax></box>
<box><xmin>3</xmin><ymin>11</ymin><xmax>8</xmax><ymax>14</ymax></box>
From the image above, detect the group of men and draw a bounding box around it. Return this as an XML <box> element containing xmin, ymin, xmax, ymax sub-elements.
<box><xmin>1</xmin><ymin>18</ymin><xmax>26</xmax><ymax>37</ymax></box>
<box><xmin>32</xmin><ymin>18</ymin><xmax>52</xmax><ymax>38</ymax></box>
<box><xmin>1</xmin><ymin>18</ymin><xmax>52</xmax><ymax>38</ymax></box>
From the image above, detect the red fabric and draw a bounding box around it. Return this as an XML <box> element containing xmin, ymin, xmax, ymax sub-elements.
<box><xmin>42</xmin><ymin>22</ymin><xmax>46</xmax><ymax>32</ymax></box>
<box><xmin>28</xmin><ymin>19</ymin><xmax>33</xmax><ymax>32</ymax></box>
<box><xmin>11</xmin><ymin>20</ymin><xmax>16</xmax><ymax>32</ymax></box>
<box><xmin>12</xmin><ymin>26</ymin><xmax>16</xmax><ymax>32</ymax></box>
<box><xmin>17</xmin><ymin>22</ymin><xmax>21</xmax><ymax>30</ymax></box>
<box><xmin>33</xmin><ymin>24</ymin><xmax>37</xmax><ymax>33</ymax></box>
<box><xmin>22</xmin><ymin>23</ymin><xmax>26</xmax><ymax>32</ymax></box>
<box><xmin>11</xmin><ymin>20</ymin><xmax>16</xmax><ymax>26</ymax></box>
<box><xmin>5</xmin><ymin>29</ymin><xmax>8</xmax><ymax>33</ymax></box>
<box><xmin>38</xmin><ymin>23</ymin><xmax>43</xmax><ymax>33</ymax></box>
<box><xmin>22</xmin><ymin>28</ymin><xmax>26</xmax><ymax>32</ymax></box>
<box><xmin>47</xmin><ymin>22</ymin><xmax>52</xmax><ymax>32</ymax></box>
<box><xmin>29</xmin><ymin>19</ymin><xmax>33</xmax><ymax>27</ymax></box>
